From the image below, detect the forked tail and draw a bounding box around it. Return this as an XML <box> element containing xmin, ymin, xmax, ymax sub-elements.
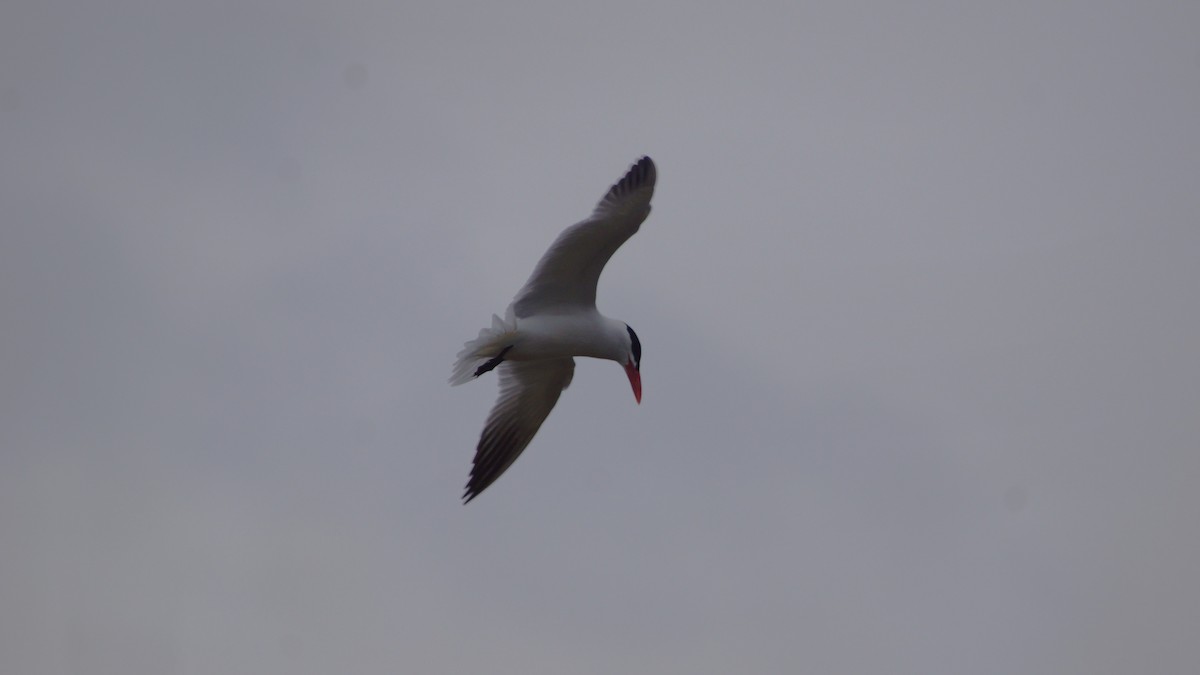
<box><xmin>448</xmin><ymin>308</ymin><xmax>518</xmax><ymax>385</ymax></box>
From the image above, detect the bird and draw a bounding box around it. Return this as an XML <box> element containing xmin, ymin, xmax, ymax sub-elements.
<box><xmin>450</xmin><ymin>156</ymin><xmax>656</xmax><ymax>503</ymax></box>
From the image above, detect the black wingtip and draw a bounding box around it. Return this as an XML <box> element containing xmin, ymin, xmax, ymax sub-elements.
<box><xmin>462</xmin><ymin>479</ymin><xmax>481</xmax><ymax>504</ymax></box>
<box><xmin>602</xmin><ymin>156</ymin><xmax>657</xmax><ymax>205</ymax></box>
<box><xmin>462</xmin><ymin>480</ymin><xmax>483</xmax><ymax>504</ymax></box>
<box><xmin>626</xmin><ymin>156</ymin><xmax>656</xmax><ymax>189</ymax></box>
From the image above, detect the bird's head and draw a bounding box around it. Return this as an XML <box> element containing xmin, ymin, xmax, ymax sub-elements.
<box><xmin>623</xmin><ymin>324</ymin><xmax>642</xmax><ymax>404</ymax></box>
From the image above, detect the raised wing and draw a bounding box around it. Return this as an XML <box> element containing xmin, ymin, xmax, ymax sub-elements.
<box><xmin>463</xmin><ymin>358</ymin><xmax>576</xmax><ymax>503</ymax></box>
<box><xmin>511</xmin><ymin>157</ymin><xmax>656</xmax><ymax>318</ymax></box>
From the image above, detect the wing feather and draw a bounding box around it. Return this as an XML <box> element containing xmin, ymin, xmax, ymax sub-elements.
<box><xmin>511</xmin><ymin>157</ymin><xmax>656</xmax><ymax>317</ymax></box>
<box><xmin>463</xmin><ymin>358</ymin><xmax>576</xmax><ymax>503</ymax></box>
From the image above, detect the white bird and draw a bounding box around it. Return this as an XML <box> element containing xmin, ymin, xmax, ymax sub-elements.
<box><xmin>450</xmin><ymin>156</ymin><xmax>656</xmax><ymax>503</ymax></box>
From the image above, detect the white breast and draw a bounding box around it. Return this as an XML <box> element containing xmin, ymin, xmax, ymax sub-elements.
<box><xmin>509</xmin><ymin>311</ymin><xmax>625</xmax><ymax>362</ymax></box>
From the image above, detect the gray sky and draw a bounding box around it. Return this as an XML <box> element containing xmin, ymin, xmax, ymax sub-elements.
<box><xmin>2</xmin><ymin>1</ymin><xmax>1198</xmax><ymax>673</ymax></box>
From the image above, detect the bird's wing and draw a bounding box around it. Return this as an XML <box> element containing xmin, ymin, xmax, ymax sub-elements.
<box><xmin>463</xmin><ymin>358</ymin><xmax>576</xmax><ymax>503</ymax></box>
<box><xmin>511</xmin><ymin>157</ymin><xmax>656</xmax><ymax>318</ymax></box>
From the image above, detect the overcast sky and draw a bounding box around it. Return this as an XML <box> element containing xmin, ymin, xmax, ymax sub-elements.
<box><xmin>2</xmin><ymin>1</ymin><xmax>1198</xmax><ymax>673</ymax></box>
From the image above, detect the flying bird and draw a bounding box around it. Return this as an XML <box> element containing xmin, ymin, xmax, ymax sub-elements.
<box><xmin>450</xmin><ymin>156</ymin><xmax>656</xmax><ymax>503</ymax></box>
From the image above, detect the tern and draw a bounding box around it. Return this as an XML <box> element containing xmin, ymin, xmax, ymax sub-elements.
<box><xmin>450</xmin><ymin>156</ymin><xmax>656</xmax><ymax>503</ymax></box>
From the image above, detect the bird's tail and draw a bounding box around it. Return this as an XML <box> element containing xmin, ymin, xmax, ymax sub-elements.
<box><xmin>448</xmin><ymin>307</ymin><xmax>518</xmax><ymax>385</ymax></box>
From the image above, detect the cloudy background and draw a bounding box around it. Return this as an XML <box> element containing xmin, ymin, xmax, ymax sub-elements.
<box><xmin>2</xmin><ymin>1</ymin><xmax>1198</xmax><ymax>673</ymax></box>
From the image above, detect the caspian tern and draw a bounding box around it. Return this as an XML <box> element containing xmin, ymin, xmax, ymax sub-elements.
<box><xmin>450</xmin><ymin>156</ymin><xmax>656</xmax><ymax>503</ymax></box>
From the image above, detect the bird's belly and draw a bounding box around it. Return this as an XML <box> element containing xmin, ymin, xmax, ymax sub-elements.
<box><xmin>508</xmin><ymin>314</ymin><xmax>614</xmax><ymax>361</ymax></box>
